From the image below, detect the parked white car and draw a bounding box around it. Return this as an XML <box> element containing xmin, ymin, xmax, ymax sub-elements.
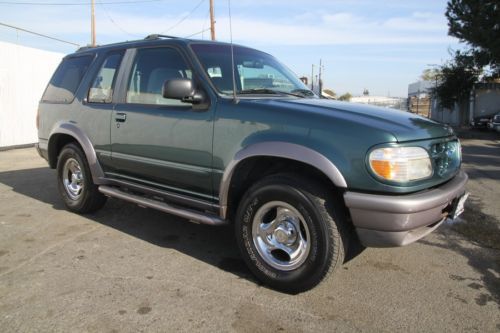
<box><xmin>487</xmin><ymin>113</ymin><xmax>500</xmax><ymax>132</ymax></box>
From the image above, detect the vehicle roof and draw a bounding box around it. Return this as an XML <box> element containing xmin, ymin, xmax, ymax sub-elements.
<box><xmin>70</xmin><ymin>35</ymin><xmax>248</xmax><ymax>57</ymax></box>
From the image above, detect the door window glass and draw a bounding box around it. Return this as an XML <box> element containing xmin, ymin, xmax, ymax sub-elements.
<box><xmin>88</xmin><ymin>51</ymin><xmax>124</xmax><ymax>103</ymax></box>
<box><xmin>126</xmin><ymin>48</ymin><xmax>191</xmax><ymax>106</ymax></box>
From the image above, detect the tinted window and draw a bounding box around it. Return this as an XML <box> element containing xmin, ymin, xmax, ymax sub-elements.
<box><xmin>42</xmin><ymin>55</ymin><xmax>93</xmax><ymax>103</ymax></box>
<box><xmin>126</xmin><ymin>47</ymin><xmax>191</xmax><ymax>106</ymax></box>
<box><xmin>88</xmin><ymin>51</ymin><xmax>124</xmax><ymax>103</ymax></box>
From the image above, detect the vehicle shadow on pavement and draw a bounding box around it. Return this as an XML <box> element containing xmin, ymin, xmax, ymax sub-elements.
<box><xmin>0</xmin><ymin>166</ymin><xmax>365</xmax><ymax>289</ymax></box>
<box><xmin>461</xmin><ymin>141</ymin><xmax>500</xmax><ymax>180</ymax></box>
<box><xmin>419</xmin><ymin>227</ymin><xmax>500</xmax><ymax>309</ymax></box>
<box><xmin>0</xmin><ymin>167</ymin><xmax>259</xmax><ymax>284</ymax></box>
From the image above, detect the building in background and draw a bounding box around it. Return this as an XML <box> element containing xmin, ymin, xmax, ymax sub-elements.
<box><xmin>350</xmin><ymin>95</ymin><xmax>408</xmax><ymax>111</ymax></box>
<box><xmin>0</xmin><ymin>41</ymin><xmax>63</xmax><ymax>148</ymax></box>
<box><xmin>407</xmin><ymin>80</ymin><xmax>433</xmax><ymax>117</ymax></box>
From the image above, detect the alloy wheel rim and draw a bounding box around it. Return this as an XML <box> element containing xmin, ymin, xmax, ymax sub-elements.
<box><xmin>62</xmin><ymin>158</ymin><xmax>84</xmax><ymax>200</ymax></box>
<box><xmin>251</xmin><ymin>201</ymin><xmax>310</xmax><ymax>271</ymax></box>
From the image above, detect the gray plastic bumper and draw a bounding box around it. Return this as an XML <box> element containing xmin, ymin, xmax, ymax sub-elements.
<box><xmin>35</xmin><ymin>140</ymin><xmax>49</xmax><ymax>161</ymax></box>
<box><xmin>344</xmin><ymin>170</ymin><xmax>468</xmax><ymax>247</ymax></box>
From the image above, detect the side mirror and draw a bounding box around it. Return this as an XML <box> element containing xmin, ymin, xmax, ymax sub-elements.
<box><xmin>162</xmin><ymin>79</ymin><xmax>204</xmax><ymax>104</ymax></box>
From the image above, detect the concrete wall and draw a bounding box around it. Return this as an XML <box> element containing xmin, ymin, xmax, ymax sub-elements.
<box><xmin>430</xmin><ymin>83</ymin><xmax>500</xmax><ymax>126</ymax></box>
<box><xmin>0</xmin><ymin>41</ymin><xmax>63</xmax><ymax>148</ymax></box>
<box><xmin>431</xmin><ymin>107</ymin><xmax>462</xmax><ymax>125</ymax></box>
<box><xmin>430</xmin><ymin>99</ymin><xmax>468</xmax><ymax>126</ymax></box>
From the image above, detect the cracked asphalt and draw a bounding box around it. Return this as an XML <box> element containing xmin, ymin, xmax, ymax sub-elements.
<box><xmin>0</xmin><ymin>135</ymin><xmax>499</xmax><ymax>332</ymax></box>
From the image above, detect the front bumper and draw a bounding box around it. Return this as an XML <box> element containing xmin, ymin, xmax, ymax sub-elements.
<box><xmin>344</xmin><ymin>170</ymin><xmax>468</xmax><ymax>247</ymax></box>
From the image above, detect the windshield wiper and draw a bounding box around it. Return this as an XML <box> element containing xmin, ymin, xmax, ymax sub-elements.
<box><xmin>237</xmin><ymin>88</ymin><xmax>306</xmax><ymax>98</ymax></box>
<box><xmin>290</xmin><ymin>88</ymin><xmax>315</xmax><ymax>97</ymax></box>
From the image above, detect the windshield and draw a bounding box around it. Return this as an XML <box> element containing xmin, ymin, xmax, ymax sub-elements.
<box><xmin>190</xmin><ymin>43</ymin><xmax>315</xmax><ymax>98</ymax></box>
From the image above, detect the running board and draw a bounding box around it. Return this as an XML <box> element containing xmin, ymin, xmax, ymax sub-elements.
<box><xmin>98</xmin><ymin>185</ymin><xmax>228</xmax><ymax>226</ymax></box>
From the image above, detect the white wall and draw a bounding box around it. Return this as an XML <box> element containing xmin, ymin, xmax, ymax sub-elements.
<box><xmin>0</xmin><ymin>41</ymin><xmax>64</xmax><ymax>148</ymax></box>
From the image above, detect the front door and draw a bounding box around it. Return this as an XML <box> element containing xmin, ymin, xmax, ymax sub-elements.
<box><xmin>110</xmin><ymin>46</ymin><xmax>215</xmax><ymax>201</ymax></box>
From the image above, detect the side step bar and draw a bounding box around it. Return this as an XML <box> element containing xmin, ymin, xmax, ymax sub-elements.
<box><xmin>98</xmin><ymin>185</ymin><xmax>228</xmax><ymax>226</ymax></box>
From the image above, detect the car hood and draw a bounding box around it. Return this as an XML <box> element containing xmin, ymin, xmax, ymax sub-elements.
<box><xmin>245</xmin><ymin>98</ymin><xmax>454</xmax><ymax>142</ymax></box>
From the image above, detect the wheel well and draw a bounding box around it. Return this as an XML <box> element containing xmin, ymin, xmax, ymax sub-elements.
<box><xmin>48</xmin><ymin>134</ymin><xmax>80</xmax><ymax>169</ymax></box>
<box><xmin>226</xmin><ymin>156</ymin><xmax>346</xmax><ymax>221</ymax></box>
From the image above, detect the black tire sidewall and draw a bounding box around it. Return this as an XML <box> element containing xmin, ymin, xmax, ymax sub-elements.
<box><xmin>235</xmin><ymin>181</ymin><xmax>333</xmax><ymax>291</ymax></box>
<box><xmin>57</xmin><ymin>144</ymin><xmax>93</xmax><ymax>212</ymax></box>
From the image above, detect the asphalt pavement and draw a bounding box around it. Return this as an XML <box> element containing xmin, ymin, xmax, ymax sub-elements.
<box><xmin>0</xmin><ymin>138</ymin><xmax>499</xmax><ymax>332</ymax></box>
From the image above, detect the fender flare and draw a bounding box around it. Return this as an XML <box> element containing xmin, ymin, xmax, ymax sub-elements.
<box><xmin>48</xmin><ymin>122</ymin><xmax>106</xmax><ymax>184</ymax></box>
<box><xmin>219</xmin><ymin>141</ymin><xmax>347</xmax><ymax>218</ymax></box>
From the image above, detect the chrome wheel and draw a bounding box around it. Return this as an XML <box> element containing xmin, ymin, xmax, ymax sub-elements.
<box><xmin>252</xmin><ymin>201</ymin><xmax>310</xmax><ymax>271</ymax></box>
<box><xmin>62</xmin><ymin>158</ymin><xmax>84</xmax><ymax>200</ymax></box>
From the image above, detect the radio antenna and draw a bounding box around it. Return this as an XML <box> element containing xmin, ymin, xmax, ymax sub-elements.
<box><xmin>228</xmin><ymin>0</ymin><xmax>238</xmax><ymax>102</ymax></box>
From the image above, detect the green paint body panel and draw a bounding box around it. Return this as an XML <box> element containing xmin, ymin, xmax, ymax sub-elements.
<box><xmin>37</xmin><ymin>38</ymin><xmax>460</xmax><ymax>206</ymax></box>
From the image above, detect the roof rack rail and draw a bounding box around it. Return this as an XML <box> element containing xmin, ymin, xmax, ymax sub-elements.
<box><xmin>144</xmin><ymin>34</ymin><xmax>179</xmax><ymax>40</ymax></box>
<box><xmin>76</xmin><ymin>45</ymin><xmax>97</xmax><ymax>52</ymax></box>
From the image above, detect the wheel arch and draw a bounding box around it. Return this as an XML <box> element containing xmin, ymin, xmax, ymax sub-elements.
<box><xmin>48</xmin><ymin>122</ymin><xmax>106</xmax><ymax>184</ymax></box>
<box><xmin>219</xmin><ymin>142</ymin><xmax>347</xmax><ymax>219</ymax></box>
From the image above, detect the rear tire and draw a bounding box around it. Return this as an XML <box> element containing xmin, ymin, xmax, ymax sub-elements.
<box><xmin>235</xmin><ymin>173</ymin><xmax>348</xmax><ymax>293</ymax></box>
<box><xmin>56</xmin><ymin>143</ymin><xmax>107</xmax><ymax>213</ymax></box>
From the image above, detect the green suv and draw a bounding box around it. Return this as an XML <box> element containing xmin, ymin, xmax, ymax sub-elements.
<box><xmin>37</xmin><ymin>35</ymin><xmax>468</xmax><ymax>292</ymax></box>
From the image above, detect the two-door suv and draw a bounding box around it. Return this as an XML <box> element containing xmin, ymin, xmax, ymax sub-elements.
<box><xmin>37</xmin><ymin>35</ymin><xmax>468</xmax><ymax>292</ymax></box>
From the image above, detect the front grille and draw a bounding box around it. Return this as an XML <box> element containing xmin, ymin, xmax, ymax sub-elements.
<box><xmin>430</xmin><ymin>140</ymin><xmax>460</xmax><ymax>177</ymax></box>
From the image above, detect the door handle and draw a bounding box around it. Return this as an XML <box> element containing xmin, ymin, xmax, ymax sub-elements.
<box><xmin>115</xmin><ymin>113</ymin><xmax>127</xmax><ymax>122</ymax></box>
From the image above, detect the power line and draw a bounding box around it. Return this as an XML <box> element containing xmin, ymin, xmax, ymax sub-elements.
<box><xmin>184</xmin><ymin>27</ymin><xmax>210</xmax><ymax>38</ymax></box>
<box><xmin>0</xmin><ymin>0</ymin><xmax>166</xmax><ymax>5</ymax></box>
<box><xmin>97</xmin><ymin>0</ymin><xmax>142</xmax><ymax>38</ymax></box>
<box><xmin>0</xmin><ymin>21</ymin><xmax>79</xmax><ymax>47</ymax></box>
<box><xmin>160</xmin><ymin>0</ymin><xmax>205</xmax><ymax>34</ymax></box>
<box><xmin>201</xmin><ymin>7</ymin><xmax>210</xmax><ymax>40</ymax></box>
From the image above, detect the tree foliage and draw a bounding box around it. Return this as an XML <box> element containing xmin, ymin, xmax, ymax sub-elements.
<box><xmin>338</xmin><ymin>92</ymin><xmax>352</xmax><ymax>101</ymax></box>
<box><xmin>433</xmin><ymin>0</ymin><xmax>499</xmax><ymax>109</ymax></box>
<box><xmin>446</xmin><ymin>0</ymin><xmax>500</xmax><ymax>77</ymax></box>
<box><xmin>322</xmin><ymin>89</ymin><xmax>336</xmax><ymax>98</ymax></box>
<box><xmin>420</xmin><ymin>68</ymin><xmax>440</xmax><ymax>81</ymax></box>
<box><xmin>432</xmin><ymin>51</ymin><xmax>481</xmax><ymax>109</ymax></box>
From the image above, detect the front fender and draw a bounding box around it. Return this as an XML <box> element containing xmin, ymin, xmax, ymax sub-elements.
<box><xmin>219</xmin><ymin>141</ymin><xmax>347</xmax><ymax>218</ymax></box>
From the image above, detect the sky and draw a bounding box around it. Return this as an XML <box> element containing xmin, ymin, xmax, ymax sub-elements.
<box><xmin>0</xmin><ymin>0</ymin><xmax>462</xmax><ymax>97</ymax></box>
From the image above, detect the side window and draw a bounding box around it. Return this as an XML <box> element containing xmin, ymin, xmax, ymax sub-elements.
<box><xmin>126</xmin><ymin>47</ymin><xmax>191</xmax><ymax>106</ymax></box>
<box><xmin>42</xmin><ymin>55</ymin><xmax>93</xmax><ymax>103</ymax></box>
<box><xmin>88</xmin><ymin>51</ymin><xmax>124</xmax><ymax>103</ymax></box>
<box><xmin>207</xmin><ymin>66</ymin><xmax>222</xmax><ymax>78</ymax></box>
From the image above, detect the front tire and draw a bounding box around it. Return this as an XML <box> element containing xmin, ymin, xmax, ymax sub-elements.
<box><xmin>235</xmin><ymin>174</ymin><xmax>348</xmax><ymax>293</ymax></box>
<box><xmin>57</xmin><ymin>143</ymin><xmax>107</xmax><ymax>213</ymax></box>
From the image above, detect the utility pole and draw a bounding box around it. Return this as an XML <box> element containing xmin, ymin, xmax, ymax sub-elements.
<box><xmin>91</xmin><ymin>0</ymin><xmax>96</xmax><ymax>46</ymax></box>
<box><xmin>311</xmin><ymin>64</ymin><xmax>314</xmax><ymax>91</ymax></box>
<box><xmin>209</xmin><ymin>0</ymin><xmax>216</xmax><ymax>40</ymax></box>
<box><xmin>318</xmin><ymin>59</ymin><xmax>323</xmax><ymax>98</ymax></box>
<box><xmin>416</xmin><ymin>89</ymin><xmax>420</xmax><ymax>115</ymax></box>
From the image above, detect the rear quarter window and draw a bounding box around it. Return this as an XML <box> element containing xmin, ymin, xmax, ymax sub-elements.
<box><xmin>42</xmin><ymin>55</ymin><xmax>93</xmax><ymax>103</ymax></box>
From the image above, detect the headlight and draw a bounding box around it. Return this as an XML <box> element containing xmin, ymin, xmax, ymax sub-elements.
<box><xmin>368</xmin><ymin>147</ymin><xmax>432</xmax><ymax>182</ymax></box>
